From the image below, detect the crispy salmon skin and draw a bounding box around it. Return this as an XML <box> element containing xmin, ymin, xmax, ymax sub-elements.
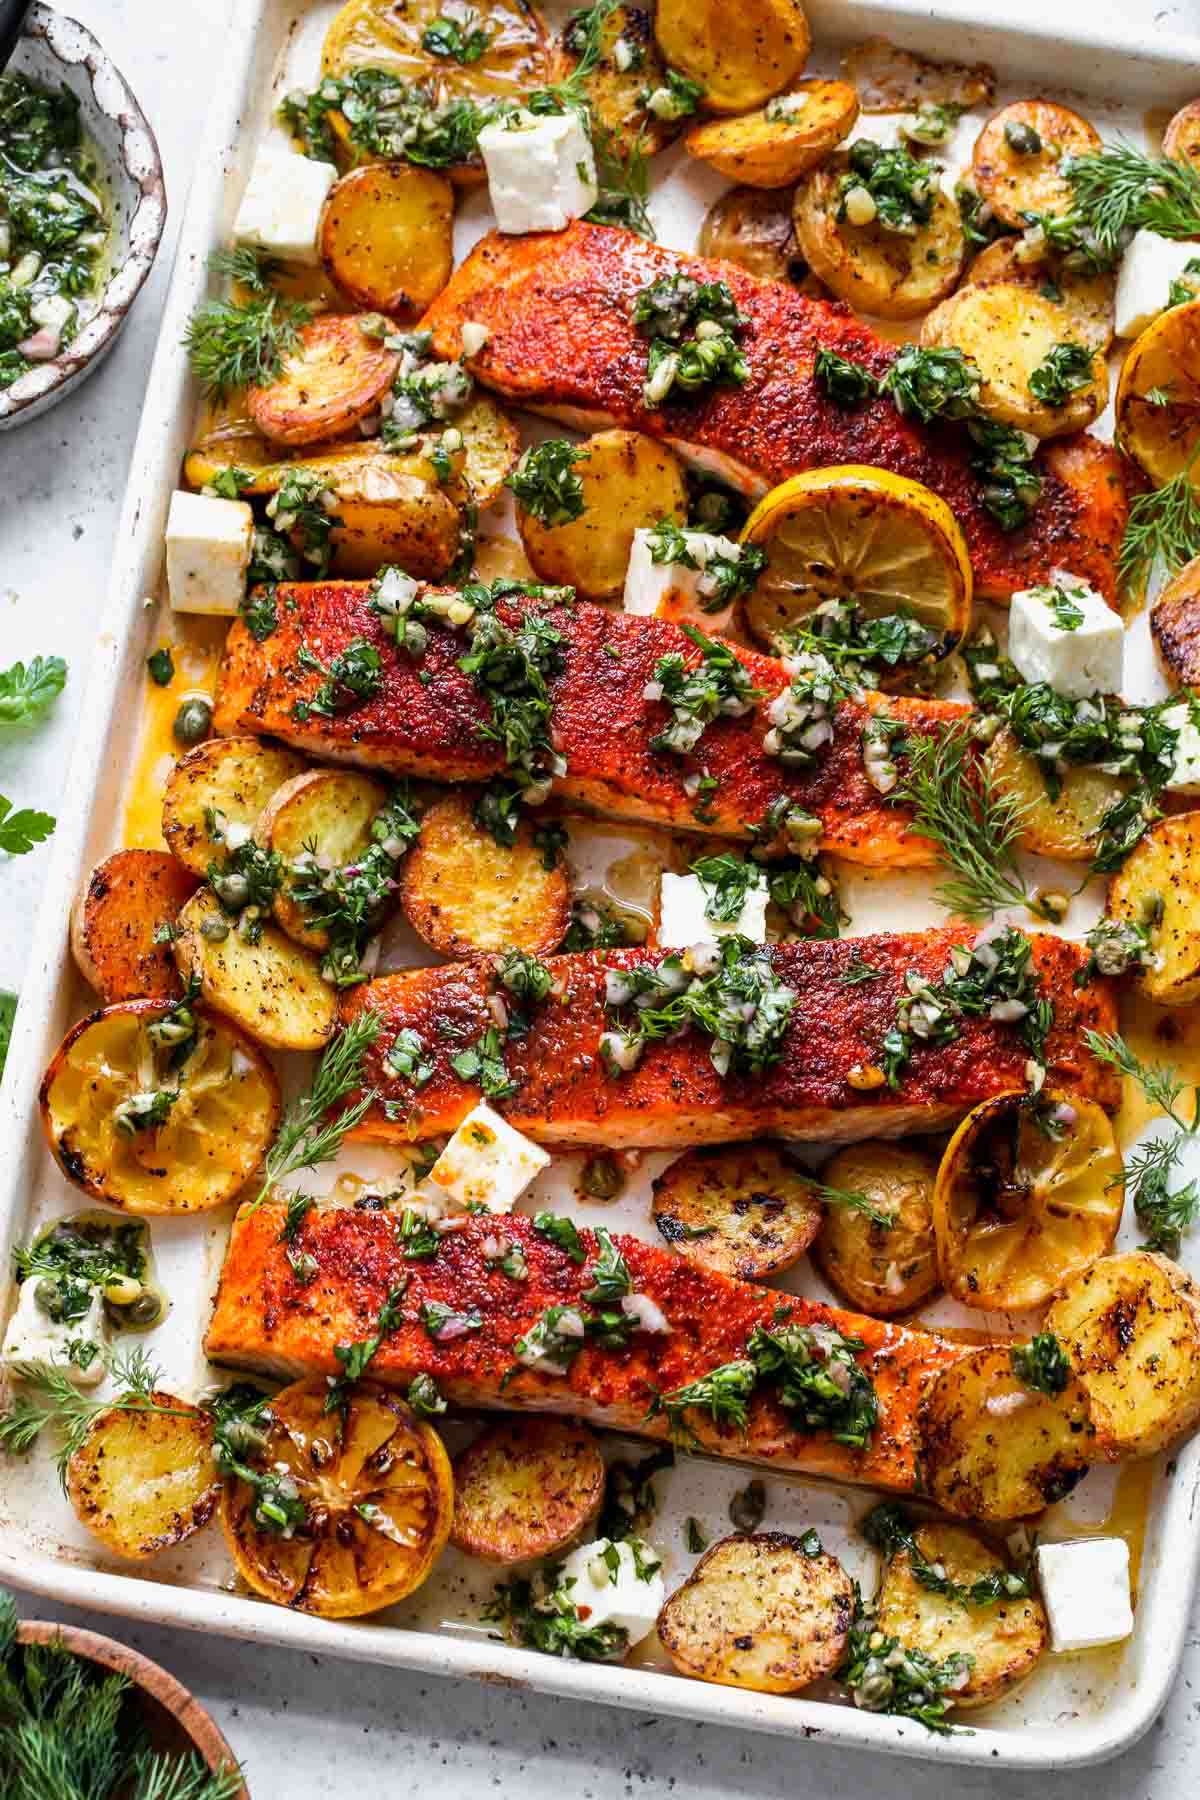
<box><xmin>205</xmin><ymin>1208</ymin><xmax>968</xmax><ymax>1494</ymax></box>
<box><xmin>420</xmin><ymin>223</ymin><xmax>1127</xmax><ymax>604</ymax></box>
<box><xmin>213</xmin><ymin>583</ymin><xmax>966</xmax><ymax>864</ymax></box>
<box><xmin>338</xmin><ymin>930</ymin><xmax>1118</xmax><ymax>1149</ymax></box>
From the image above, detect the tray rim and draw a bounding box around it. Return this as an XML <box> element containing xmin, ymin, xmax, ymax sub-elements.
<box><xmin>2</xmin><ymin>0</ymin><xmax>1199</xmax><ymax>1767</ymax></box>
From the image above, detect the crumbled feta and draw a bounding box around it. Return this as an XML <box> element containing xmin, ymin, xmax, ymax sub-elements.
<box><xmin>1008</xmin><ymin>569</ymin><xmax>1123</xmax><ymax>700</ymax></box>
<box><xmin>1115</xmin><ymin>228</ymin><xmax>1200</xmax><ymax>340</ymax></box>
<box><xmin>427</xmin><ymin>1102</ymin><xmax>550</xmax><ymax>1214</ymax></box>
<box><xmin>623</xmin><ymin>527</ymin><xmax>746</xmax><ymax>633</ymax></box>
<box><xmin>477</xmin><ymin>109</ymin><xmax>597</xmax><ymax>235</ymax></box>
<box><xmin>1161</xmin><ymin>699</ymin><xmax>1200</xmax><ymax>795</ymax></box>
<box><xmin>2</xmin><ymin>1281</ymin><xmax>105</xmax><ymax>1387</ymax></box>
<box><xmin>658</xmin><ymin>870</ymin><xmax>768</xmax><ymax>948</ymax></box>
<box><xmin>558</xmin><ymin>1537</ymin><xmax>665</xmax><ymax>1646</ymax></box>
<box><xmin>233</xmin><ymin>146</ymin><xmax>337</xmax><ymax>266</ymax></box>
<box><xmin>165</xmin><ymin>490</ymin><xmax>254</xmax><ymax>615</ymax></box>
<box><xmin>1034</xmin><ymin>1538</ymin><xmax>1133</xmax><ymax>1653</ymax></box>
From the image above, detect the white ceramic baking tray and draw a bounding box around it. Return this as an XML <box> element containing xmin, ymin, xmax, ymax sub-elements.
<box><xmin>3</xmin><ymin>0</ymin><xmax>1200</xmax><ymax>1768</ymax></box>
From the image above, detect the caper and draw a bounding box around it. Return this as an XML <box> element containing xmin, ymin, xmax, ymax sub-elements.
<box><xmin>581</xmin><ymin>1153</ymin><xmax>624</xmax><ymax>1201</ymax></box>
<box><xmin>33</xmin><ymin>1277</ymin><xmax>66</xmax><ymax>1321</ymax></box>
<box><xmin>848</xmin><ymin>138</ymin><xmax>882</xmax><ymax>176</ymax></box>
<box><xmin>126</xmin><ymin>1290</ymin><xmax>163</xmax><ymax>1326</ymax></box>
<box><xmin>1004</xmin><ymin>120</ymin><xmax>1042</xmax><ymax>156</ymax></box>
<box><xmin>173</xmin><ymin>697</ymin><xmax>213</xmax><ymax>746</ymax></box>
<box><xmin>200</xmin><ymin>915</ymin><xmax>230</xmax><ymax>941</ymax></box>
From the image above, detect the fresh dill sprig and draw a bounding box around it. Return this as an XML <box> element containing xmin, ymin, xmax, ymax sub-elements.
<box><xmin>1082</xmin><ymin>1029</ymin><xmax>1200</xmax><ymax>1131</ymax></box>
<box><xmin>250</xmin><ymin>1010</ymin><xmax>383</xmax><ymax>1209</ymax></box>
<box><xmin>183</xmin><ymin>285</ymin><xmax>314</xmax><ymax>401</ymax></box>
<box><xmin>0</xmin><ymin>1346</ymin><xmax>189</xmax><ymax>1487</ymax></box>
<box><xmin>1121</xmin><ymin>1135</ymin><xmax>1200</xmax><ymax>1257</ymax></box>
<box><xmin>894</xmin><ymin>720</ymin><xmax>1031</xmax><ymax>921</ymax></box>
<box><xmin>1117</xmin><ymin>443</ymin><xmax>1200</xmax><ymax>594</ymax></box>
<box><xmin>816</xmin><ymin>1184</ymin><xmax>895</xmax><ymax>1230</ymax></box>
<box><xmin>1066</xmin><ymin>143</ymin><xmax>1200</xmax><ymax>251</ymax></box>
<box><xmin>586</xmin><ymin>121</ymin><xmax>656</xmax><ymax>240</ymax></box>
<box><xmin>207</xmin><ymin>244</ymin><xmax>283</xmax><ymax>295</ymax></box>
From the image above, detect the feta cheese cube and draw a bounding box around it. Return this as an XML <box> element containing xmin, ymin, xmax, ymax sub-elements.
<box><xmin>166</xmin><ymin>490</ymin><xmax>254</xmax><ymax>615</ymax></box>
<box><xmin>1115</xmin><ymin>228</ymin><xmax>1200</xmax><ymax>340</ymax></box>
<box><xmin>1034</xmin><ymin>1538</ymin><xmax>1133</xmax><ymax>1653</ymax></box>
<box><xmin>624</xmin><ymin>527</ymin><xmax>746</xmax><ymax>633</ymax></box>
<box><xmin>1161</xmin><ymin>699</ymin><xmax>1200</xmax><ymax>794</ymax></box>
<box><xmin>1008</xmin><ymin>569</ymin><xmax>1123</xmax><ymax>700</ymax></box>
<box><xmin>428</xmin><ymin>1102</ymin><xmax>550</xmax><ymax>1214</ymax></box>
<box><xmin>477</xmin><ymin>109</ymin><xmax>597</xmax><ymax>236</ymax></box>
<box><xmin>3</xmin><ymin>1280</ymin><xmax>105</xmax><ymax>1387</ymax></box>
<box><xmin>558</xmin><ymin>1537</ymin><xmax>665</xmax><ymax>1646</ymax></box>
<box><xmin>233</xmin><ymin>146</ymin><xmax>336</xmax><ymax>266</ymax></box>
<box><xmin>658</xmin><ymin>870</ymin><xmax>768</xmax><ymax>948</ymax></box>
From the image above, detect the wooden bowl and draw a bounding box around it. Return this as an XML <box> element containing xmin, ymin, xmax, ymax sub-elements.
<box><xmin>17</xmin><ymin>1621</ymin><xmax>246</xmax><ymax>1795</ymax></box>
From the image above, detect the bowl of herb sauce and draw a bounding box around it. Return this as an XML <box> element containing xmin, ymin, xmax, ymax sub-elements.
<box><xmin>0</xmin><ymin>4</ymin><xmax>165</xmax><ymax>428</ymax></box>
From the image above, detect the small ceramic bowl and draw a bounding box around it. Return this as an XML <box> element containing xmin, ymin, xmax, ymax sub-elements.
<box><xmin>0</xmin><ymin>4</ymin><xmax>167</xmax><ymax>429</ymax></box>
<box><xmin>17</xmin><ymin>1618</ymin><xmax>247</xmax><ymax>1792</ymax></box>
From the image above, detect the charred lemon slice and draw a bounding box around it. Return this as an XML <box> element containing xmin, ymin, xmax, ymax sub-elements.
<box><xmin>1115</xmin><ymin>297</ymin><xmax>1200</xmax><ymax>485</ymax></box>
<box><xmin>933</xmin><ymin>1089</ymin><xmax>1124</xmax><ymax>1312</ymax></box>
<box><xmin>40</xmin><ymin>1000</ymin><xmax>281</xmax><ymax>1215</ymax></box>
<box><xmin>739</xmin><ymin>465</ymin><xmax>972</xmax><ymax>653</ymax></box>
<box><xmin>221</xmin><ymin>1378</ymin><xmax>454</xmax><ymax>1619</ymax></box>
<box><xmin>321</xmin><ymin>0</ymin><xmax>550</xmax><ymax>100</ymax></box>
<box><xmin>984</xmin><ymin>725</ymin><xmax>1127</xmax><ymax>863</ymax></box>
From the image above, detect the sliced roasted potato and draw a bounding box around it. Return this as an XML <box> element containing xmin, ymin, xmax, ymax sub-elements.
<box><xmin>841</xmin><ymin>37</ymin><xmax>995</xmax><ymax>113</ymax></box>
<box><xmin>698</xmin><ymin>185</ymin><xmax>805</xmax><ymax>284</ymax></box>
<box><xmin>162</xmin><ymin>738</ymin><xmax>307</xmax><ymax>879</ymax></box>
<box><xmin>921</xmin><ymin>283</ymin><xmax>1107</xmax><ymax>439</ymax></box>
<box><xmin>658</xmin><ymin>1532</ymin><xmax>854</xmax><ymax>1693</ymax></box>
<box><xmin>552</xmin><ymin>4</ymin><xmax>679</xmax><ymax>158</ymax></box>
<box><xmin>1045</xmin><ymin>1251</ymin><xmax>1200</xmax><ymax>1457</ymax></box>
<box><xmin>968</xmin><ymin>237</ymin><xmax>1115</xmax><ymax>355</ymax></box>
<box><xmin>257</xmin><ymin>768</ymin><xmax>393</xmax><ymax>951</ymax></box>
<box><xmin>811</xmin><ymin>1142</ymin><xmax>938</xmax><ymax>1316</ymax></box>
<box><xmin>71</xmin><ymin>850</ymin><xmax>200</xmax><ymax>1004</ymax></box>
<box><xmin>451</xmin><ymin>1418</ymin><xmax>605</xmax><ymax>1563</ymax></box>
<box><xmin>399</xmin><ymin>789</ymin><xmax>570</xmax><ymax>958</ymax></box>
<box><xmin>322</xmin><ymin>0</ymin><xmax>551</xmax><ymax>105</ymax></box>
<box><xmin>685</xmin><ymin>80</ymin><xmax>859</xmax><ymax>189</ymax></box>
<box><xmin>320</xmin><ymin>162</ymin><xmax>453</xmax><ymax>319</ymax></box>
<box><xmin>66</xmin><ymin>1393</ymin><xmax>219</xmax><ymax>1560</ymax></box>
<box><xmin>985</xmin><ymin>726</ymin><xmax>1126</xmax><ymax>862</ymax></box>
<box><xmin>326</xmin><ymin>461</ymin><xmax>462</xmax><ymax>579</ymax></box>
<box><xmin>450</xmin><ymin>392</ymin><xmax>521</xmax><ymax>510</ymax></box>
<box><xmin>793</xmin><ymin>153</ymin><xmax>965</xmax><ymax>320</ymax></box>
<box><xmin>247</xmin><ymin>314</ymin><xmax>400</xmax><ymax>448</ymax></box>
<box><xmin>1151</xmin><ymin>553</ymin><xmax>1200</xmax><ymax>688</ymax></box>
<box><xmin>650</xmin><ymin>1144</ymin><xmax>822</xmax><ymax>1280</ymax></box>
<box><xmin>971</xmin><ymin>100</ymin><xmax>1102</xmax><ymax>228</ymax></box>
<box><xmin>1163</xmin><ymin>99</ymin><xmax>1200</xmax><ymax>171</ymax></box>
<box><xmin>173</xmin><ymin>890</ymin><xmax>337</xmax><ymax>1052</ymax></box>
<box><xmin>917</xmin><ymin>1345</ymin><xmax>1100</xmax><ymax>1522</ymax></box>
<box><xmin>654</xmin><ymin>0</ymin><xmax>810</xmax><ymax>115</ymax></box>
<box><xmin>515</xmin><ymin>429</ymin><xmax>688</xmax><ymax>600</ymax></box>
<box><xmin>876</xmin><ymin>1521</ymin><xmax>1046</xmax><ymax>1707</ymax></box>
<box><xmin>1107</xmin><ymin>813</ymin><xmax>1200</xmax><ymax>1005</ymax></box>
<box><xmin>221</xmin><ymin>1377</ymin><xmax>454</xmax><ymax>1618</ymax></box>
<box><xmin>40</xmin><ymin>1000</ymin><xmax>281</xmax><ymax>1214</ymax></box>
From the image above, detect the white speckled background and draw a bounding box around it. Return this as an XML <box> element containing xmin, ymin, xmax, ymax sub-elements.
<box><xmin>4</xmin><ymin>0</ymin><xmax>1200</xmax><ymax>1791</ymax></box>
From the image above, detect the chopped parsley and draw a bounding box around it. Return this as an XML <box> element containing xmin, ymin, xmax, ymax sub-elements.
<box><xmin>648</xmin><ymin>622</ymin><xmax>761</xmax><ymax>755</ymax></box>
<box><xmin>880</xmin><ymin>927</ymin><xmax>1052</xmax><ymax>1090</ymax></box>
<box><xmin>601</xmin><ymin>936</ymin><xmax>796</xmax><ymax>1079</ymax></box>
<box><xmin>506</xmin><ymin>439</ymin><xmax>587</xmax><ymax>526</ymax></box>
<box><xmin>838</xmin><ymin>140</ymin><xmax>939</xmax><ymax>236</ymax></box>
<box><xmin>1010</xmin><ymin>1331</ymin><xmax>1071</xmax><ymax>1396</ymax></box>
<box><xmin>292</xmin><ymin>636</ymin><xmax>384</xmax><ymax>722</ymax></box>
<box><xmin>632</xmin><ymin>274</ymin><xmax>750</xmax><ymax>407</ymax></box>
<box><xmin>747</xmin><ymin>1320</ymin><xmax>877</xmax><ymax>1449</ymax></box>
<box><xmin>814</xmin><ymin>347</ymin><xmax>880</xmax><ymax>407</ymax></box>
<box><xmin>863</xmin><ymin>1502</ymin><xmax>1030</xmax><ymax>1607</ymax></box>
<box><xmin>1027</xmin><ymin>340</ymin><xmax>1095</xmax><ymax>408</ymax></box>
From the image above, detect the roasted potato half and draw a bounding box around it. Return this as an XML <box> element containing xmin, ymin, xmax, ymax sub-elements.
<box><xmin>247</xmin><ymin>314</ymin><xmax>400</xmax><ymax>448</ymax></box>
<box><xmin>173</xmin><ymin>890</ymin><xmax>337</xmax><ymax>1052</ymax></box>
<box><xmin>921</xmin><ymin>283</ymin><xmax>1107</xmax><ymax>439</ymax></box>
<box><xmin>551</xmin><ymin>4</ymin><xmax>679</xmax><ymax>158</ymax></box>
<box><xmin>451</xmin><ymin>1418</ymin><xmax>605</xmax><ymax>1563</ymax></box>
<box><xmin>971</xmin><ymin>100</ymin><xmax>1102</xmax><ymax>228</ymax></box>
<box><xmin>66</xmin><ymin>1393</ymin><xmax>219</xmax><ymax>1560</ymax></box>
<box><xmin>162</xmin><ymin>738</ymin><xmax>306</xmax><ymax>879</ymax></box>
<box><xmin>1107</xmin><ymin>812</ymin><xmax>1200</xmax><ymax>1005</ymax></box>
<box><xmin>71</xmin><ymin>849</ymin><xmax>200</xmax><ymax>1004</ymax></box>
<box><xmin>650</xmin><ymin>1144</ymin><xmax>822</xmax><ymax>1281</ymax></box>
<box><xmin>655</xmin><ymin>0</ymin><xmax>809</xmax><ymax>115</ymax></box>
<box><xmin>328</xmin><ymin>461</ymin><xmax>462</xmax><ymax>579</ymax></box>
<box><xmin>1164</xmin><ymin>99</ymin><xmax>1200</xmax><ymax>172</ymax></box>
<box><xmin>515</xmin><ymin>430</ymin><xmax>688</xmax><ymax>600</ymax></box>
<box><xmin>812</xmin><ymin>1142</ymin><xmax>939</xmax><ymax>1316</ymax></box>
<box><xmin>698</xmin><ymin>185</ymin><xmax>805</xmax><ymax>284</ymax></box>
<box><xmin>450</xmin><ymin>392</ymin><xmax>522</xmax><ymax>511</ymax></box>
<box><xmin>1045</xmin><ymin>1251</ymin><xmax>1200</xmax><ymax>1458</ymax></box>
<box><xmin>967</xmin><ymin>237</ymin><xmax>1115</xmax><ymax>355</ymax></box>
<box><xmin>840</xmin><ymin>38</ymin><xmax>994</xmax><ymax>114</ymax></box>
<box><xmin>399</xmin><ymin>789</ymin><xmax>570</xmax><ymax>958</ymax></box>
<box><xmin>40</xmin><ymin>1000</ymin><xmax>281</xmax><ymax>1215</ymax></box>
<box><xmin>221</xmin><ymin>1378</ymin><xmax>454</xmax><ymax>1618</ymax></box>
<box><xmin>917</xmin><ymin>1345</ymin><xmax>1100</xmax><ymax>1522</ymax></box>
<box><xmin>793</xmin><ymin>153</ymin><xmax>965</xmax><ymax>320</ymax></box>
<box><xmin>258</xmin><ymin>768</ymin><xmax>394</xmax><ymax>951</ymax></box>
<box><xmin>985</xmin><ymin>726</ymin><xmax>1126</xmax><ymax>862</ymax></box>
<box><xmin>320</xmin><ymin>162</ymin><xmax>453</xmax><ymax>319</ymax></box>
<box><xmin>1151</xmin><ymin>553</ymin><xmax>1200</xmax><ymax>688</ymax></box>
<box><xmin>658</xmin><ymin>1532</ymin><xmax>854</xmax><ymax>1693</ymax></box>
<box><xmin>876</xmin><ymin>1521</ymin><xmax>1047</xmax><ymax>1707</ymax></box>
<box><xmin>685</xmin><ymin>80</ymin><xmax>859</xmax><ymax>189</ymax></box>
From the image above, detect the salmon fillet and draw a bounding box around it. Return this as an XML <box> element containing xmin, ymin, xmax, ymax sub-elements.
<box><xmin>205</xmin><ymin>1207</ymin><xmax>969</xmax><ymax>1493</ymax></box>
<box><xmin>420</xmin><ymin>223</ymin><xmax>1128</xmax><ymax>605</ymax></box>
<box><xmin>212</xmin><ymin>583</ymin><xmax>968</xmax><ymax>865</ymax></box>
<box><xmin>339</xmin><ymin>930</ymin><xmax>1118</xmax><ymax>1150</ymax></box>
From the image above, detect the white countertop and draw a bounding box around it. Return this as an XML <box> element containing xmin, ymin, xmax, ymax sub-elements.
<box><xmin>5</xmin><ymin>0</ymin><xmax>1200</xmax><ymax>1793</ymax></box>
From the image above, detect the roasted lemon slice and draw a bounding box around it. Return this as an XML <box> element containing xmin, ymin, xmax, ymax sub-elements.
<box><xmin>221</xmin><ymin>1379</ymin><xmax>453</xmax><ymax>1618</ymax></box>
<box><xmin>984</xmin><ymin>726</ymin><xmax>1127</xmax><ymax>863</ymax></box>
<box><xmin>739</xmin><ymin>465</ymin><xmax>972</xmax><ymax>653</ymax></box>
<box><xmin>933</xmin><ymin>1088</ymin><xmax>1124</xmax><ymax>1312</ymax></box>
<box><xmin>1115</xmin><ymin>297</ymin><xmax>1200</xmax><ymax>487</ymax></box>
<box><xmin>40</xmin><ymin>1000</ymin><xmax>281</xmax><ymax>1215</ymax></box>
<box><xmin>321</xmin><ymin>0</ymin><xmax>549</xmax><ymax>100</ymax></box>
